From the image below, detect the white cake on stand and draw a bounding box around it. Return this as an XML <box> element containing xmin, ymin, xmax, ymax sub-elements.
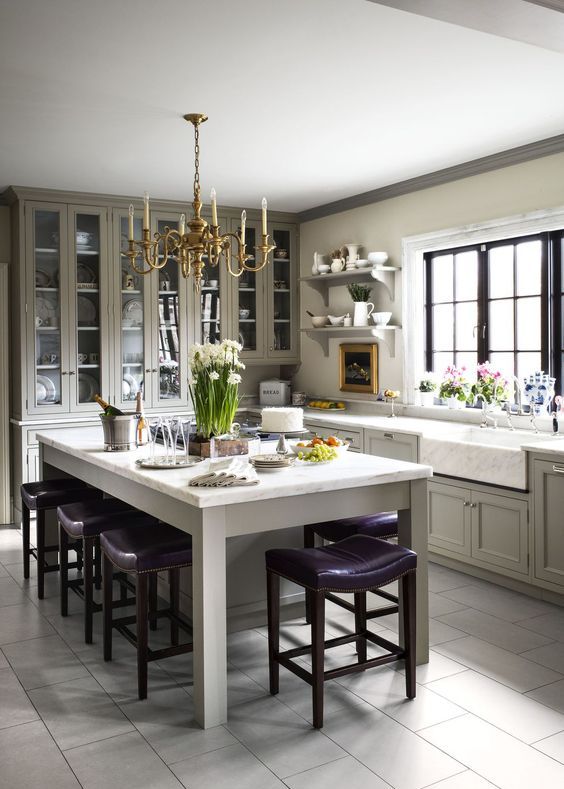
<box><xmin>261</xmin><ymin>407</ymin><xmax>304</xmax><ymax>434</ymax></box>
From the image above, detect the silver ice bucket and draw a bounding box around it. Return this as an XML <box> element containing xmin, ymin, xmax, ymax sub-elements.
<box><xmin>99</xmin><ymin>413</ymin><xmax>138</xmax><ymax>451</ymax></box>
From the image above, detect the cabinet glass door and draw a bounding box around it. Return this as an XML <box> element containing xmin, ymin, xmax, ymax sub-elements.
<box><xmin>117</xmin><ymin>211</ymin><xmax>149</xmax><ymax>408</ymax></box>
<box><xmin>32</xmin><ymin>208</ymin><xmax>65</xmax><ymax>409</ymax></box>
<box><xmin>155</xmin><ymin>216</ymin><xmax>187</xmax><ymax>405</ymax></box>
<box><xmin>71</xmin><ymin>209</ymin><xmax>107</xmax><ymax>408</ymax></box>
<box><xmin>268</xmin><ymin>225</ymin><xmax>297</xmax><ymax>358</ymax></box>
<box><xmin>230</xmin><ymin>219</ymin><xmax>264</xmax><ymax>357</ymax></box>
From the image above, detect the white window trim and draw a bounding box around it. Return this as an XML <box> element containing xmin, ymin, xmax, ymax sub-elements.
<box><xmin>402</xmin><ymin>204</ymin><xmax>564</xmax><ymax>404</ymax></box>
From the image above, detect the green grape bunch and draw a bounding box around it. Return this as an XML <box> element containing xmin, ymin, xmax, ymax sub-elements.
<box><xmin>297</xmin><ymin>444</ymin><xmax>338</xmax><ymax>463</ymax></box>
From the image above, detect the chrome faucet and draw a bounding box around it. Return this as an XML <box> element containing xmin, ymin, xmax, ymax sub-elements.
<box><xmin>502</xmin><ymin>401</ymin><xmax>514</xmax><ymax>431</ymax></box>
<box><xmin>512</xmin><ymin>376</ymin><xmax>526</xmax><ymax>415</ymax></box>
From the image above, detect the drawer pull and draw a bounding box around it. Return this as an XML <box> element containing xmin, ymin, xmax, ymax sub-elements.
<box><xmin>470</xmin><ymin>502</ymin><xmax>477</xmax><ymax>508</ymax></box>
<box><xmin>383</xmin><ymin>433</ymin><xmax>395</xmax><ymax>440</ymax></box>
<box><xmin>553</xmin><ymin>465</ymin><xmax>564</xmax><ymax>474</ymax></box>
<box><xmin>463</xmin><ymin>501</ymin><xmax>470</xmax><ymax>507</ymax></box>
<box><xmin>344</xmin><ymin>437</ymin><xmax>354</xmax><ymax>443</ymax></box>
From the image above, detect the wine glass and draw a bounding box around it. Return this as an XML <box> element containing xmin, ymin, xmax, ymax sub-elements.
<box><xmin>147</xmin><ymin>417</ymin><xmax>162</xmax><ymax>463</ymax></box>
<box><xmin>169</xmin><ymin>416</ymin><xmax>183</xmax><ymax>465</ymax></box>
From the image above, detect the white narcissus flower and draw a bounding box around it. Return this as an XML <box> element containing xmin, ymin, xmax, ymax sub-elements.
<box><xmin>209</xmin><ymin>371</ymin><xmax>220</xmax><ymax>381</ymax></box>
<box><xmin>227</xmin><ymin>372</ymin><xmax>242</xmax><ymax>385</ymax></box>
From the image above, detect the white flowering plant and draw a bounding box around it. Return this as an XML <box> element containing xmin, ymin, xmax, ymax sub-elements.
<box><xmin>188</xmin><ymin>339</ymin><xmax>245</xmax><ymax>438</ymax></box>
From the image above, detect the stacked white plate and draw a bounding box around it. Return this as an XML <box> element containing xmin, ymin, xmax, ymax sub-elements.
<box><xmin>249</xmin><ymin>454</ymin><xmax>295</xmax><ymax>471</ymax></box>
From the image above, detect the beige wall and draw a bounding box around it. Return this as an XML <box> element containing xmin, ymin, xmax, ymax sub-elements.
<box><xmin>296</xmin><ymin>152</ymin><xmax>564</xmax><ymax>401</ymax></box>
<box><xmin>0</xmin><ymin>207</ymin><xmax>11</xmax><ymax>522</ymax></box>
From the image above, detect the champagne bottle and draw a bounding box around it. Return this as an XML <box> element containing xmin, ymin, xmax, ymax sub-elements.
<box><xmin>94</xmin><ymin>394</ymin><xmax>125</xmax><ymax>417</ymax></box>
<box><xmin>135</xmin><ymin>391</ymin><xmax>148</xmax><ymax>445</ymax></box>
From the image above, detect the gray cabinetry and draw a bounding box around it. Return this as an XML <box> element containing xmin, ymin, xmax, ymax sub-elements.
<box><xmin>428</xmin><ymin>477</ymin><xmax>529</xmax><ymax>578</ymax></box>
<box><xmin>364</xmin><ymin>428</ymin><xmax>418</xmax><ymax>462</ymax></box>
<box><xmin>533</xmin><ymin>458</ymin><xmax>564</xmax><ymax>588</ymax></box>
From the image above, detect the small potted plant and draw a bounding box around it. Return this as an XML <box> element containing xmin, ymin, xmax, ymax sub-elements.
<box><xmin>416</xmin><ymin>375</ymin><xmax>437</xmax><ymax>407</ymax></box>
<box><xmin>347</xmin><ymin>283</ymin><xmax>374</xmax><ymax>326</ymax></box>
<box><xmin>471</xmin><ymin>362</ymin><xmax>510</xmax><ymax>423</ymax></box>
<box><xmin>439</xmin><ymin>365</ymin><xmax>469</xmax><ymax>409</ymax></box>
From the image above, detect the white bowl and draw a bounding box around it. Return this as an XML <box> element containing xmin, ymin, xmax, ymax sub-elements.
<box><xmin>310</xmin><ymin>316</ymin><xmax>328</xmax><ymax>328</ymax></box>
<box><xmin>288</xmin><ymin>439</ymin><xmax>349</xmax><ymax>457</ymax></box>
<box><xmin>239</xmin><ymin>309</ymin><xmax>250</xmax><ymax>319</ymax></box>
<box><xmin>372</xmin><ymin>311</ymin><xmax>392</xmax><ymax>326</ymax></box>
<box><xmin>368</xmin><ymin>251</ymin><xmax>389</xmax><ymax>266</ymax></box>
<box><xmin>354</xmin><ymin>259</ymin><xmax>371</xmax><ymax>268</ymax></box>
<box><xmin>327</xmin><ymin>314</ymin><xmax>345</xmax><ymax>326</ymax></box>
<box><xmin>76</xmin><ymin>231</ymin><xmax>92</xmax><ymax>245</ymax></box>
<box><xmin>317</xmin><ymin>264</ymin><xmax>331</xmax><ymax>274</ymax></box>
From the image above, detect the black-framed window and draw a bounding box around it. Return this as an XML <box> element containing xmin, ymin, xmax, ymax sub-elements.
<box><xmin>424</xmin><ymin>230</ymin><xmax>564</xmax><ymax>392</ymax></box>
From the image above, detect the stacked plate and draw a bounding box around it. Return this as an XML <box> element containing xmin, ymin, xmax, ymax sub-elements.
<box><xmin>249</xmin><ymin>454</ymin><xmax>295</xmax><ymax>471</ymax></box>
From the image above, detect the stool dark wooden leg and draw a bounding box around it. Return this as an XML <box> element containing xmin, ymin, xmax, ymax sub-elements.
<box><xmin>83</xmin><ymin>537</ymin><xmax>94</xmax><ymax>644</ymax></box>
<box><xmin>36</xmin><ymin>509</ymin><xmax>46</xmax><ymax>599</ymax></box>
<box><xmin>267</xmin><ymin>570</ymin><xmax>280</xmax><ymax>695</ymax></box>
<box><xmin>303</xmin><ymin>526</ymin><xmax>315</xmax><ymax>625</ymax></box>
<box><xmin>311</xmin><ymin>590</ymin><xmax>325</xmax><ymax>729</ymax></box>
<box><xmin>120</xmin><ymin>571</ymin><xmax>128</xmax><ymax>602</ymax></box>
<box><xmin>59</xmin><ymin>523</ymin><xmax>69</xmax><ymax>617</ymax></box>
<box><xmin>94</xmin><ymin>539</ymin><xmax>102</xmax><ymax>591</ymax></box>
<box><xmin>148</xmin><ymin>574</ymin><xmax>158</xmax><ymax>631</ymax></box>
<box><xmin>22</xmin><ymin>503</ymin><xmax>31</xmax><ymax>580</ymax></box>
<box><xmin>169</xmin><ymin>569</ymin><xmax>179</xmax><ymax>646</ymax></box>
<box><xmin>354</xmin><ymin>591</ymin><xmax>367</xmax><ymax>664</ymax></box>
<box><xmin>136</xmin><ymin>574</ymin><xmax>148</xmax><ymax>700</ymax></box>
<box><xmin>402</xmin><ymin>572</ymin><xmax>416</xmax><ymax>700</ymax></box>
<box><xmin>103</xmin><ymin>553</ymin><xmax>113</xmax><ymax>662</ymax></box>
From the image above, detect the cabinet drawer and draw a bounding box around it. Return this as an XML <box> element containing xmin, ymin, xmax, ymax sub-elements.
<box><xmin>533</xmin><ymin>459</ymin><xmax>564</xmax><ymax>587</ymax></box>
<box><xmin>304</xmin><ymin>421</ymin><xmax>363</xmax><ymax>452</ymax></box>
<box><xmin>364</xmin><ymin>428</ymin><xmax>418</xmax><ymax>463</ymax></box>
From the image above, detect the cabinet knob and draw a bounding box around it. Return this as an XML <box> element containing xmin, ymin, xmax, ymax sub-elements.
<box><xmin>152</xmin><ymin>368</ymin><xmax>158</xmax><ymax>373</ymax></box>
<box><xmin>145</xmin><ymin>368</ymin><xmax>151</xmax><ymax>373</ymax></box>
<box><xmin>69</xmin><ymin>371</ymin><xmax>75</xmax><ymax>376</ymax></box>
<box><xmin>61</xmin><ymin>371</ymin><xmax>68</xmax><ymax>376</ymax></box>
<box><xmin>463</xmin><ymin>501</ymin><xmax>470</xmax><ymax>506</ymax></box>
<box><xmin>470</xmin><ymin>502</ymin><xmax>477</xmax><ymax>508</ymax></box>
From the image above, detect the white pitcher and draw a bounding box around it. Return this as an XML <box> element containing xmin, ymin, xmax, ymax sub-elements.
<box><xmin>353</xmin><ymin>301</ymin><xmax>374</xmax><ymax>326</ymax></box>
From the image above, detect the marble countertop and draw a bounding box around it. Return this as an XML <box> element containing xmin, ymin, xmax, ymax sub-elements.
<box><xmin>299</xmin><ymin>411</ymin><xmax>460</xmax><ymax>437</ymax></box>
<box><xmin>521</xmin><ymin>437</ymin><xmax>564</xmax><ymax>456</ymax></box>
<box><xmin>37</xmin><ymin>427</ymin><xmax>432</xmax><ymax>509</ymax></box>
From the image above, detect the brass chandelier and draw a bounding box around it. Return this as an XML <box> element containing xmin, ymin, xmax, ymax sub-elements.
<box><xmin>123</xmin><ymin>113</ymin><xmax>275</xmax><ymax>290</ymax></box>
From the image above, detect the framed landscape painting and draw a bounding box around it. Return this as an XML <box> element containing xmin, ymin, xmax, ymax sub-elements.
<box><xmin>339</xmin><ymin>343</ymin><xmax>378</xmax><ymax>394</ymax></box>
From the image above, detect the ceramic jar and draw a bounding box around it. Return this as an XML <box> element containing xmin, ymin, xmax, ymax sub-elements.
<box><xmin>352</xmin><ymin>301</ymin><xmax>375</xmax><ymax>326</ymax></box>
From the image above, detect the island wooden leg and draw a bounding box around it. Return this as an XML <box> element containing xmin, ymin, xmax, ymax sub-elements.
<box><xmin>191</xmin><ymin>507</ymin><xmax>227</xmax><ymax>729</ymax></box>
<box><xmin>397</xmin><ymin>477</ymin><xmax>429</xmax><ymax>665</ymax></box>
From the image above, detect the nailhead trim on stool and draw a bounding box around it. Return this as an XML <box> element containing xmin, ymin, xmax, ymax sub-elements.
<box><xmin>101</xmin><ymin>522</ymin><xmax>193</xmax><ymax>700</ymax></box>
<box><xmin>57</xmin><ymin>498</ymin><xmax>158</xmax><ymax>644</ymax></box>
<box><xmin>266</xmin><ymin>535</ymin><xmax>417</xmax><ymax>728</ymax></box>
<box><xmin>303</xmin><ymin>512</ymin><xmax>400</xmax><ymax>623</ymax></box>
<box><xmin>20</xmin><ymin>479</ymin><xmax>102</xmax><ymax>599</ymax></box>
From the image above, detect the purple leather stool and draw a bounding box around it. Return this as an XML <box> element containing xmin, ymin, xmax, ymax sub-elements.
<box><xmin>101</xmin><ymin>522</ymin><xmax>193</xmax><ymax>699</ymax></box>
<box><xmin>304</xmin><ymin>512</ymin><xmax>399</xmax><ymax>622</ymax></box>
<box><xmin>58</xmin><ymin>499</ymin><xmax>158</xmax><ymax>644</ymax></box>
<box><xmin>21</xmin><ymin>479</ymin><xmax>102</xmax><ymax>599</ymax></box>
<box><xmin>267</xmin><ymin>535</ymin><xmax>416</xmax><ymax>729</ymax></box>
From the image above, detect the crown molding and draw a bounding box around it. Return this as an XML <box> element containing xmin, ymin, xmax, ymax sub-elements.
<box><xmin>298</xmin><ymin>132</ymin><xmax>564</xmax><ymax>223</ymax></box>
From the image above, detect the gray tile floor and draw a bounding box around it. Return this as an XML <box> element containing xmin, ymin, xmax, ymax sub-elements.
<box><xmin>1</xmin><ymin>524</ymin><xmax>564</xmax><ymax>788</ymax></box>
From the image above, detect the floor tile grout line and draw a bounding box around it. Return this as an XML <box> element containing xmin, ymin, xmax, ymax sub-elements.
<box><xmin>280</xmin><ymin>753</ymin><xmax>352</xmax><ymax>782</ymax></box>
<box><xmin>529</xmin><ymin>725</ymin><xmax>564</xmax><ymax>745</ymax></box>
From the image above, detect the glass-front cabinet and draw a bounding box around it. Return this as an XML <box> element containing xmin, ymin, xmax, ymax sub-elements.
<box><xmin>69</xmin><ymin>207</ymin><xmax>109</xmax><ymax>411</ymax></box>
<box><xmin>228</xmin><ymin>217</ymin><xmax>266</xmax><ymax>359</ymax></box>
<box><xmin>115</xmin><ymin>208</ymin><xmax>150</xmax><ymax>410</ymax></box>
<box><xmin>267</xmin><ymin>223</ymin><xmax>298</xmax><ymax>360</ymax></box>
<box><xmin>29</xmin><ymin>205</ymin><xmax>66</xmax><ymax>413</ymax></box>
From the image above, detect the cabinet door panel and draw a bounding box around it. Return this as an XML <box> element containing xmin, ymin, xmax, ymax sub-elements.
<box><xmin>471</xmin><ymin>492</ymin><xmax>528</xmax><ymax>575</ymax></box>
<box><xmin>228</xmin><ymin>218</ymin><xmax>266</xmax><ymax>359</ymax></box>
<box><xmin>534</xmin><ymin>460</ymin><xmax>564</xmax><ymax>587</ymax></box>
<box><xmin>364</xmin><ymin>428</ymin><xmax>418</xmax><ymax>462</ymax></box>
<box><xmin>428</xmin><ymin>481</ymin><xmax>471</xmax><ymax>555</ymax></box>
<box><xmin>267</xmin><ymin>223</ymin><xmax>298</xmax><ymax>361</ymax></box>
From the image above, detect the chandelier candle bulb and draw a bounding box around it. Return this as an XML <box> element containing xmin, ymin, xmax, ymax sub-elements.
<box><xmin>179</xmin><ymin>213</ymin><xmax>186</xmax><ymax>236</ymax></box>
<box><xmin>143</xmin><ymin>191</ymin><xmax>150</xmax><ymax>230</ymax></box>
<box><xmin>211</xmin><ymin>188</ymin><xmax>218</xmax><ymax>226</ymax></box>
<box><xmin>241</xmin><ymin>209</ymin><xmax>246</xmax><ymax>244</ymax></box>
<box><xmin>128</xmin><ymin>204</ymin><xmax>134</xmax><ymax>241</ymax></box>
<box><xmin>262</xmin><ymin>197</ymin><xmax>267</xmax><ymax>236</ymax></box>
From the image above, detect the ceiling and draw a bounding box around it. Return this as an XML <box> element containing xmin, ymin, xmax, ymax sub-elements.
<box><xmin>1</xmin><ymin>0</ymin><xmax>564</xmax><ymax>213</ymax></box>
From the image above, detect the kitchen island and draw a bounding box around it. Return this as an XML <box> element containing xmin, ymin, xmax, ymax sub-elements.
<box><xmin>37</xmin><ymin>427</ymin><xmax>432</xmax><ymax>728</ymax></box>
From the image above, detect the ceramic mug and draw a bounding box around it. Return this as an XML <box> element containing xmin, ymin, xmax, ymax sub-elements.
<box><xmin>89</xmin><ymin>352</ymin><xmax>99</xmax><ymax>364</ymax></box>
<box><xmin>41</xmin><ymin>353</ymin><xmax>58</xmax><ymax>364</ymax></box>
<box><xmin>78</xmin><ymin>353</ymin><xmax>89</xmax><ymax>364</ymax></box>
<box><xmin>208</xmin><ymin>280</ymin><xmax>218</xmax><ymax>288</ymax></box>
<box><xmin>35</xmin><ymin>316</ymin><xmax>43</xmax><ymax>327</ymax></box>
<box><xmin>123</xmin><ymin>273</ymin><xmax>135</xmax><ymax>290</ymax></box>
<box><xmin>292</xmin><ymin>392</ymin><xmax>307</xmax><ymax>406</ymax></box>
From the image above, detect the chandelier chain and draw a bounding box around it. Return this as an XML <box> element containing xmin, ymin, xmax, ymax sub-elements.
<box><xmin>193</xmin><ymin>123</ymin><xmax>200</xmax><ymax>197</ymax></box>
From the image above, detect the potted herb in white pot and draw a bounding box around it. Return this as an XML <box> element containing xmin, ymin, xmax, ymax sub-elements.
<box><xmin>347</xmin><ymin>283</ymin><xmax>374</xmax><ymax>326</ymax></box>
<box><xmin>416</xmin><ymin>375</ymin><xmax>437</xmax><ymax>407</ymax></box>
<box><xmin>439</xmin><ymin>365</ymin><xmax>469</xmax><ymax>409</ymax></box>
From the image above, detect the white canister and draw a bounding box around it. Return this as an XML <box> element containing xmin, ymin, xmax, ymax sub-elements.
<box><xmin>353</xmin><ymin>301</ymin><xmax>374</xmax><ymax>326</ymax></box>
